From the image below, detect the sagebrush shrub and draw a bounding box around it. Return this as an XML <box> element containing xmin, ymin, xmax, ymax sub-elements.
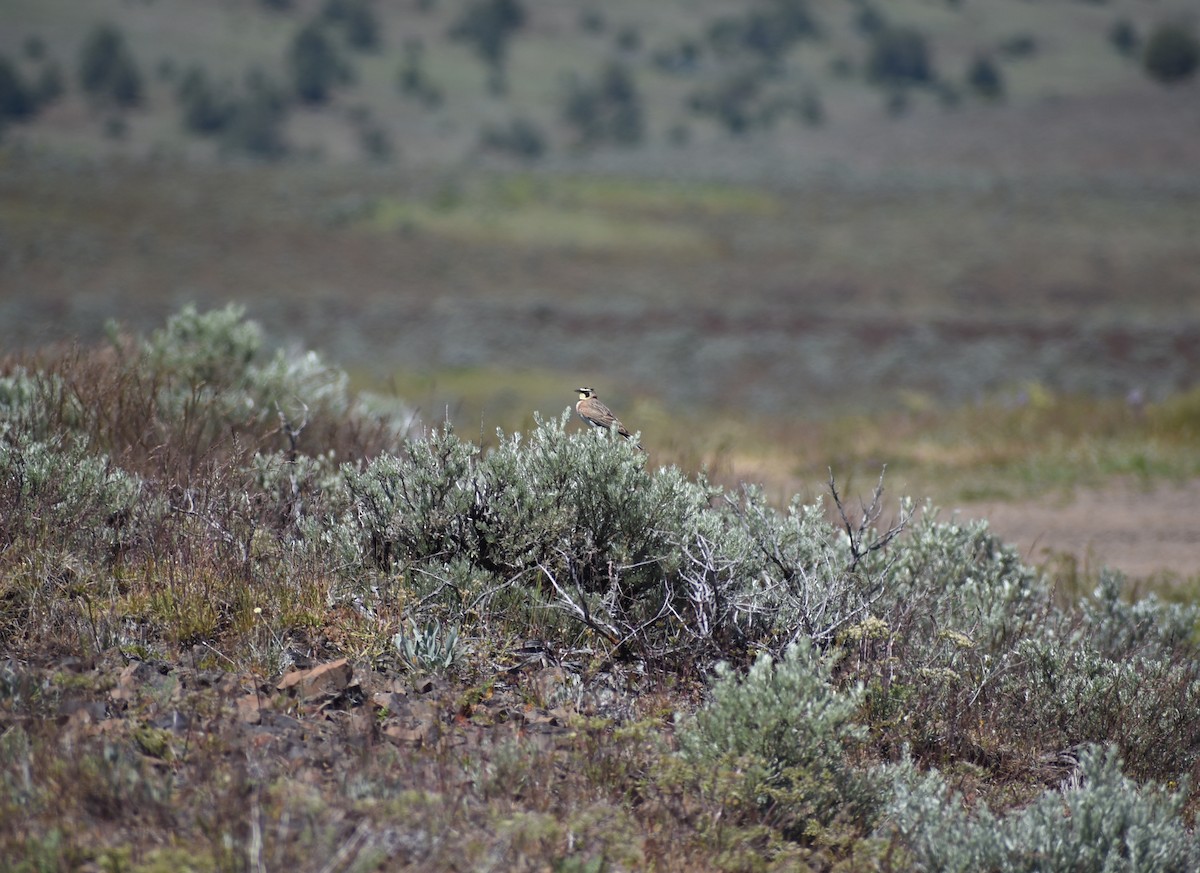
<box><xmin>333</xmin><ymin>412</ymin><xmax>712</xmax><ymax>648</ymax></box>
<box><xmin>1077</xmin><ymin>570</ymin><xmax>1200</xmax><ymax>660</ymax></box>
<box><xmin>1009</xmin><ymin>638</ymin><xmax>1200</xmax><ymax>782</ymax></box>
<box><xmin>475</xmin><ymin>413</ymin><xmax>706</xmax><ymax>591</ymax></box>
<box><xmin>885</xmin><ymin>744</ymin><xmax>1200</xmax><ymax>872</ymax></box>
<box><xmin>675</xmin><ymin>639</ymin><xmax>884</xmax><ymax>840</ymax></box>
<box><xmin>1</xmin><ymin>306</ymin><xmax>409</xmax><ymax>484</ymax></box>
<box><xmin>681</xmin><ymin>485</ymin><xmax>873</xmax><ymax>650</ymax></box>
<box><xmin>339</xmin><ymin>425</ymin><xmax>480</xmax><ymax>571</ymax></box>
<box><xmin>0</xmin><ymin>433</ymin><xmax>155</xmax><ymax>558</ymax></box>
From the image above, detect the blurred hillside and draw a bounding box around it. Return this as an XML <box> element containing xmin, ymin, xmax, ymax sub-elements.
<box><xmin>1</xmin><ymin>0</ymin><xmax>1198</xmax><ymax>430</ymax></box>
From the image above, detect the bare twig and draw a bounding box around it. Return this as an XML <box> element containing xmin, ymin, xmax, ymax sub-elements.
<box><xmin>537</xmin><ymin>558</ymin><xmax>621</xmax><ymax>646</ymax></box>
<box><xmin>828</xmin><ymin>466</ymin><xmax>911</xmax><ymax>573</ymax></box>
<box><xmin>275</xmin><ymin>400</ymin><xmax>310</xmax><ymax>462</ymax></box>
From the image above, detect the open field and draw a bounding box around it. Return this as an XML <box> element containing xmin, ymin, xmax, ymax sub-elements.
<box><xmin>3</xmin><ymin>152</ymin><xmax>1198</xmax><ymax>585</ymax></box>
<box><xmin>3</xmin><ymin>1</ymin><xmax>1200</xmax><ymax>868</ymax></box>
<box><xmin>4</xmin><ymin>157</ymin><xmax>1198</xmax><ymax>413</ymax></box>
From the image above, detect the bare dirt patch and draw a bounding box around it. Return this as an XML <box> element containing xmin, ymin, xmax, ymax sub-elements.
<box><xmin>952</xmin><ymin>477</ymin><xmax>1200</xmax><ymax>582</ymax></box>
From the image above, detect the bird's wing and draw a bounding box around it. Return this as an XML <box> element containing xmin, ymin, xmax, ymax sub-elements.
<box><xmin>584</xmin><ymin>398</ymin><xmax>618</xmax><ymax>427</ymax></box>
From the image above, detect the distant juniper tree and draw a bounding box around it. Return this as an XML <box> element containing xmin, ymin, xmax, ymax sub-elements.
<box><xmin>32</xmin><ymin>61</ymin><xmax>65</xmax><ymax>108</ymax></box>
<box><xmin>320</xmin><ymin>0</ymin><xmax>382</xmax><ymax>52</ymax></box>
<box><xmin>851</xmin><ymin>0</ymin><xmax>887</xmax><ymax>37</ymax></box>
<box><xmin>688</xmin><ymin>70</ymin><xmax>765</xmax><ymax>135</ymax></box>
<box><xmin>23</xmin><ymin>36</ymin><xmax>46</xmax><ymax>61</ymax></box>
<box><xmin>397</xmin><ymin>39</ymin><xmax>444</xmax><ymax>108</ymax></box>
<box><xmin>175</xmin><ymin>62</ymin><xmax>290</xmax><ymax>159</ymax></box>
<box><xmin>1143</xmin><ymin>23</ymin><xmax>1199</xmax><ymax>85</ymax></box>
<box><xmin>78</xmin><ymin>23</ymin><xmax>144</xmax><ymax>108</ymax></box>
<box><xmin>177</xmin><ymin>66</ymin><xmax>235</xmax><ymax>134</ymax></box>
<box><xmin>221</xmin><ymin>69</ymin><xmax>290</xmax><ymax>159</ymax></box>
<box><xmin>866</xmin><ymin>26</ymin><xmax>935</xmax><ymax>87</ymax></box>
<box><xmin>479</xmin><ymin>115</ymin><xmax>546</xmax><ymax>160</ymax></box>
<box><xmin>797</xmin><ymin>85</ymin><xmax>824</xmax><ymax>126</ymax></box>
<box><xmin>706</xmin><ymin>0</ymin><xmax>820</xmax><ymax>67</ymax></box>
<box><xmin>0</xmin><ymin>56</ymin><xmax>37</xmax><ymax>127</ymax></box>
<box><xmin>966</xmin><ymin>52</ymin><xmax>1004</xmax><ymax>100</ymax></box>
<box><xmin>562</xmin><ymin>60</ymin><xmax>644</xmax><ymax>148</ymax></box>
<box><xmin>288</xmin><ymin>21</ymin><xmax>352</xmax><ymax>103</ymax></box>
<box><xmin>1109</xmin><ymin>19</ymin><xmax>1139</xmax><ymax>58</ymax></box>
<box><xmin>448</xmin><ymin>0</ymin><xmax>526</xmax><ymax>95</ymax></box>
<box><xmin>997</xmin><ymin>33</ymin><xmax>1037</xmax><ymax>60</ymax></box>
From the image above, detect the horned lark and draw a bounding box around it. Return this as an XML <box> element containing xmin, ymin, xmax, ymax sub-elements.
<box><xmin>575</xmin><ymin>387</ymin><xmax>643</xmax><ymax>449</ymax></box>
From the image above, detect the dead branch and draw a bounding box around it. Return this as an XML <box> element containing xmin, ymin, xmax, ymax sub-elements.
<box><xmin>829</xmin><ymin>465</ymin><xmax>911</xmax><ymax>573</ymax></box>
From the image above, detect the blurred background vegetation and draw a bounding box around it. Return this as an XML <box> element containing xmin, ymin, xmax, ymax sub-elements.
<box><xmin>1</xmin><ymin>0</ymin><xmax>1198</xmax><ymax>574</ymax></box>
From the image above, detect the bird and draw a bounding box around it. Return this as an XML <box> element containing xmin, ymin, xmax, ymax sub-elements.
<box><xmin>575</xmin><ymin>387</ymin><xmax>643</xmax><ymax>450</ymax></box>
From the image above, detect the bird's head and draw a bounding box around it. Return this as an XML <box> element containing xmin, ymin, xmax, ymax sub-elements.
<box><xmin>576</xmin><ymin>387</ymin><xmax>596</xmax><ymax>399</ymax></box>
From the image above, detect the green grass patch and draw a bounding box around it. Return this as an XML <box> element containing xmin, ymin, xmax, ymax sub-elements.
<box><xmin>366</xmin><ymin>194</ymin><xmax>711</xmax><ymax>252</ymax></box>
<box><xmin>357</xmin><ymin>172</ymin><xmax>773</xmax><ymax>253</ymax></box>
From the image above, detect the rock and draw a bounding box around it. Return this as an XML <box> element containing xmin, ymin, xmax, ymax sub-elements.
<box><xmin>277</xmin><ymin>658</ymin><xmax>354</xmax><ymax>701</ymax></box>
<box><xmin>57</xmin><ymin>698</ymin><xmax>107</xmax><ymax>724</ymax></box>
<box><xmin>236</xmin><ymin>694</ymin><xmax>264</xmax><ymax>725</ymax></box>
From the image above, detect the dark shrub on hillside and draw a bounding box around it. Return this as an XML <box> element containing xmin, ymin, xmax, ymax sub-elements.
<box><xmin>652</xmin><ymin>38</ymin><xmax>701</xmax><ymax>74</ymax></box>
<box><xmin>797</xmin><ymin>86</ymin><xmax>824</xmax><ymax>126</ymax></box>
<box><xmin>688</xmin><ymin>70</ymin><xmax>766</xmax><ymax>135</ymax></box>
<box><xmin>691</xmin><ymin>72</ymin><xmax>824</xmax><ymax>134</ymax></box>
<box><xmin>614</xmin><ymin>25</ymin><xmax>642</xmax><ymax>54</ymax></box>
<box><xmin>176</xmin><ymin>66</ymin><xmax>290</xmax><ymax>158</ymax></box>
<box><xmin>321</xmin><ymin>0</ymin><xmax>382</xmax><ymax>51</ymax></box>
<box><xmin>0</xmin><ymin>56</ymin><xmax>36</xmax><ymax>124</ymax></box>
<box><xmin>23</xmin><ymin>35</ymin><xmax>46</xmax><ymax>62</ymax></box>
<box><xmin>966</xmin><ymin>53</ymin><xmax>1005</xmax><ymax>100</ymax></box>
<box><xmin>288</xmin><ymin>22</ymin><xmax>352</xmax><ymax>103</ymax></box>
<box><xmin>449</xmin><ymin>0</ymin><xmax>525</xmax><ymax>95</ymax></box>
<box><xmin>363</xmin><ymin>127</ymin><xmax>393</xmax><ymax>160</ymax></box>
<box><xmin>78</xmin><ymin>23</ymin><xmax>143</xmax><ymax>108</ymax></box>
<box><xmin>220</xmin><ymin>71</ymin><xmax>290</xmax><ymax>159</ymax></box>
<box><xmin>480</xmin><ymin>116</ymin><xmax>546</xmax><ymax>160</ymax></box>
<box><xmin>1109</xmin><ymin>18</ymin><xmax>1139</xmax><ymax>58</ymax></box>
<box><xmin>1143</xmin><ymin>22</ymin><xmax>1199</xmax><ymax>84</ymax></box>
<box><xmin>397</xmin><ymin>40</ymin><xmax>444</xmax><ymax>108</ymax></box>
<box><xmin>562</xmin><ymin>61</ymin><xmax>644</xmax><ymax>148</ymax></box>
<box><xmin>33</xmin><ymin>63</ymin><xmax>65</xmax><ymax>107</ymax></box>
<box><xmin>866</xmin><ymin>26</ymin><xmax>935</xmax><ymax>87</ymax></box>
<box><xmin>177</xmin><ymin>66</ymin><xmax>235</xmax><ymax>134</ymax></box>
<box><xmin>579</xmin><ymin>9</ymin><xmax>605</xmax><ymax>35</ymax></box>
<box><xmin>853</xmin><ymin>1</ymin><xmax>887</xmax><ymax>37</ymax></box>
<box><xmin>997</xmin><ymin>32</ymin><xmax>1038</xmax><ymax>59</ymax></box>
<box><xmin>707</xmin><ymin>0</ymin><xmax>820</xmax><ymax>65</ymax></box>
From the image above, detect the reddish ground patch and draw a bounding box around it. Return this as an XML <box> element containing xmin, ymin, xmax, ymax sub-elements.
<box><xmin>953</xmin><ymin>478</ymin><xmax>1200</xmax><ymax>583</ymax></box>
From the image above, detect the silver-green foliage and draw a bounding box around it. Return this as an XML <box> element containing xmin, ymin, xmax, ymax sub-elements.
<box><xmin>0</xmin><ymin>368</ymin><xmax>85</xmax><ymax>441</ymax></box>
<box><xmin>877</xmin><ymin>511</ymin><xmax>1048</xmax><ymax>659</ymax></box>
<box><xmin>334</xmin><ymin>411</ymin><xmax>714</xmax><ymax>643</ymax></box>
<box><xmin>474</xmin><ymin>411</ymin><xmax>709</xmax><ymax>592</ymax></box>
<box><xmin>1079</xmin><ymin>570</ymin><xmax>1200</xmax><ymax>660</ymax></box>
<box><xmin>1011</xmin><ymin>638</ymin><xmax>1200</xmax><ymax>780</ymax></box>
<box><xmin>886</xmin><ymin>745</ymin><xmax>1200</xmax><ymax>872</ymax></box>
<box><xmin>0</xmin><ymin>433</ymin><xmax>156</xmax><ymax>555</ymax></box>
<box><xmin>393</xmin><ymin>618</ymin><xmax>462</xmax><ymax>674</ymax></box>
<box><xmin>681</xmin><ymin>484</ymin><xmax>892</xmax><ymax>648</ymax></box>
<box><xmin>676</xmin><ymin>639</ymin><xmax>883</xmax><ymax>833</ymax></box>
<box><xmin>141</xmin><ymin>303</ymin><xmax>396</xmax><ymax>434</ymax></box>
<box><xmin>339</xmin><ymin>425</ymin><xmax>480</xmax><ymax>569</ymax></box>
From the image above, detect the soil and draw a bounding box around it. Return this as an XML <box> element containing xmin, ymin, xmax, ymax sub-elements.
<box><xmin>952</xmin><ymin>478</ymin><xmax>1200</xmax><ymax>583</ymax></box>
